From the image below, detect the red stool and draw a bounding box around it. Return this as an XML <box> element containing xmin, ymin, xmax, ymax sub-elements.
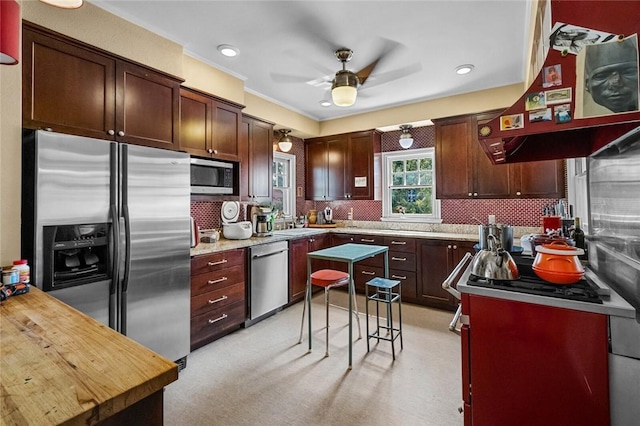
<box><xmin>298</xmin><ymin>269</ymin><xmax>362</xmax><ymax>357</ymax></box>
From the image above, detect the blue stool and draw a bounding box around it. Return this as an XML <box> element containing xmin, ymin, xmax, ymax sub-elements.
<box><xmin>365</xmin><ymin>277</ymin><xmax>403</xmax><ymax>360</ymax></box>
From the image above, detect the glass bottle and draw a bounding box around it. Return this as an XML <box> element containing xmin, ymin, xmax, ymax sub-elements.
<box><xmin>571</xmin><ymin>217</ymin><xmax>585</xmax><ymax>250</ymax></box>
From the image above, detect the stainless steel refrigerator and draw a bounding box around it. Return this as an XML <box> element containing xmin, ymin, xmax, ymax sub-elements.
<box><xmin>22</xmin><ymin>130</ymin><xmax>191</xmax><ymax>366</ymax></box>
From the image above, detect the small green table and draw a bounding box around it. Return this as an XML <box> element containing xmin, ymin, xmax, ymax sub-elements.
<box><xmin>306</xmin><ymin>243</ymin><xmax>389</xmax><ymax>368</ymax></box>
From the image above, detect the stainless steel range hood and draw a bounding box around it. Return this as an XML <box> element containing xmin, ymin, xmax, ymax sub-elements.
<box><xmin>477</xmin><ymin>0</ymin><xmax>640</xmax><ymax>165</ymax></box>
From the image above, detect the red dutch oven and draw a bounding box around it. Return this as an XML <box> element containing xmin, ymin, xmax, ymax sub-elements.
<box><xmin>532</xmin><ymin>241</ymin><xmax>585</xmax><ymax>285</ymax></box>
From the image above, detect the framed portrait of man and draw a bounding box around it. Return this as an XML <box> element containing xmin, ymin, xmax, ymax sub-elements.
<box><xmin>575</xmin><ymin>35</ymin><xmax>639</xmax><ymax>118</ymax></box>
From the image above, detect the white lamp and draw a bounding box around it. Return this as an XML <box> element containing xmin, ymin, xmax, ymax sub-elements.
<box><xmin>399</xmin><ymin>124</ymin><xmax>414</xmax><ymax>149</ymax></box>
<box><xmin>277</xmin><ymin>129</ymin><xmax>293</xmax><ymax>152</ymax></box>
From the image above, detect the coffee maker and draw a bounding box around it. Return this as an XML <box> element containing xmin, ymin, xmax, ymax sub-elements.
<box><xmin>250</xmin><ymin>205</ymin><xmax>273</xmax><ymax>237</ymax></box>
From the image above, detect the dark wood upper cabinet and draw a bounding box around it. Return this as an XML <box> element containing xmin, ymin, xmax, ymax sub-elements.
<box><xmin>22</xmin><ymin>22</ymin><xmax>182</xmax><ymax>150</ymax></box>
<box><xmin>434</xmin><ymin>116</ymin><xmax>475</xmax><ymax>199</ymax></box>
<box><xmin>435</xmin><ymin>111</ymin><xmax>565</xmax><ymax>199</ymax></box>
<box><xmin>179</xmin><ymin>87</ymin><xmax>243</xmax><ymax>161</ymax></box>
<box><xmin>117</xmin><ymin>61</ymin><xmax>179</xmax><ymax>149</ymax></box>
<box><xmin>305</xmin><ymin>129</ymin><xmax>380</xmax><ymax>201</ymax></box>
<box><xmin>239</xmin><ymin>115</ymin><xmax>273</xmax><ymax>204</ymax></box>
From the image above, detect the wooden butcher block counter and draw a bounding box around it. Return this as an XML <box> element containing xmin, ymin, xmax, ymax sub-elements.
<box><xmin>0</xmin><ymin>287</ymin><xmax>178</xmax><ymax>425</ymax></box>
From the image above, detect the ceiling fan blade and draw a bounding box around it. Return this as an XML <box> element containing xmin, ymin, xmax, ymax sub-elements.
<box><xmin>356</xmin><ymin>59</ymin><xmax>380</xmax><ymax>85</ymax></box>
<box><xmin>354</xmin><ymin>38</ymin><xmax>404</xmax><ymax>85</ymax></box>
<box><xmin>271</xmin><ymin>73</ymin><xmax>317</xmax><ymax>84</ymax></box>
<box><xmin>358</xmin><ymin>62</ymin><xmax>423</xmax><ymax>91</ymax></box>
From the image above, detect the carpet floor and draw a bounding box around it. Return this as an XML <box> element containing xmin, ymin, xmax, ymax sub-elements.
<box><xmin>164</xmin><ymin>292</ymin><xmax>463</xmax><ymax>426</ymax></box>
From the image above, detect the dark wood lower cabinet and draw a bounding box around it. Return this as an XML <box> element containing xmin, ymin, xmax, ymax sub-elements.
<box><xmin>418</xmin><ymin>240</ymin><xmax>475</xmax><ymax>311</ymax></box>
<box><xmin>288</xmin><ymin>234</ymin><xmax>331</xmax><ymax>304</ymax></box>
<box><xmin>190</xmin><ymin>249</ymin><xmax>246</xmax><ymax>351</ymax></box>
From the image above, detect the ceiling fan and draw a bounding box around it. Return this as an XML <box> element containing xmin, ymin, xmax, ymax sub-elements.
<box><xmin>331</xmin><ymin>48</ymin><xmax>379</xmax><ymax>107</ymax></box>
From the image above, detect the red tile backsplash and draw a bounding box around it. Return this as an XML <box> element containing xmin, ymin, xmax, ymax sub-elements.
<box><xmin>190</xmin><ymin>126</ymin><xmax>564</xmax><ymax>229</ymax></box>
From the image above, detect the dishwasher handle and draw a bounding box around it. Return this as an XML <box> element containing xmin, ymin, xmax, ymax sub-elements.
<box><xmin>252</xmin><ymin>248</ymin><xmax>289</xmax><ymax>260</ymax></box>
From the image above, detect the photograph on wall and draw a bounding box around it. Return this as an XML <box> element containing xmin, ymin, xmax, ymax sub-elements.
<box><xmin>500</xmin><ymin>113</ymin><xmax>524</xmax><ymax>131</ymax></box>
<box><xmin>554</xmin><ymin>104</ymin><xmax>572</xmax><ymax>123</ymax></box>
<box><xmin>525</xmin><ymin>92</ymin><xmax>546</xmax><ymax>111</ymax></box>
<box><xmin>550</xmin><ymin>23</ymin><xmax>616</xmax><ymax>55</ymax></box>
<box><xmin>575</xmin><ymin>34</ymin><xmax>639</xmax><ymax>118</ymax></box>
<box><xmin>543</xmin><ymin>64</ymin><xmax>562</xmax><ymax>87</ymax></box>
<box><xmin>546</xmin><ymin>87</ymin><xmax>572</xmax><ymax>105</ymax></box>
<box><xmin>529</xmin><ymin>108</ymin><xmax>552</xmax><ymax>123</ymax></box>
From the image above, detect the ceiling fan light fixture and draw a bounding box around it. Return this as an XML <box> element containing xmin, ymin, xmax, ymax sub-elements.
<box><xmin>217</xmin><ymin>44</ymin><xmax>239</xmax><ymax>57</ymax></box>
<box><xmin>39</xmin><ymin>0</ymin><xmax>84</xmax><ymax>9</ymax></box>
<box><xmin>331</xmin><ymin>70</ymin><xmax>358</xmax><ymax>107</ymax></box>
<box><xmin>277</xmin><ymin>129</ymin><xmax>293</xmax><ymax>152</ymax></box>
<box><xmin>455</xmin><ymin>64</ymin><xmax>474</xmax><ymax>75</ymax></box>
<box><xmin>399</xmin><ymin>124</ymin><xmax>414</xmax><ymax>149</ymax></box>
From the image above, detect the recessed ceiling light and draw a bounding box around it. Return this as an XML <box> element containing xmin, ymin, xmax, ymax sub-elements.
<box><xmin>455</xmin><ymin>64</ymin><xmax>474</xmax><ymax>75</ymax></box>
<box><xmin>217</xmin><ymin>44</ymin><xmax>239</xmax><ymax>57</ymax></box>
<box><xmin>319</xmin><ymin>100</ymin><xmax>331</xmax><ymax>107</ymax></box>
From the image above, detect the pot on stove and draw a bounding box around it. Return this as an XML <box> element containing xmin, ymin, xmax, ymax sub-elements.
<box><xmin>470</xmin><ymin>234</ymin><xmax>519</xmax><ymax>281</ymax></box>
<box><xmin>532</xmin><ymin>241</ymin><xmax>585</xmax><ymax>285</ymax></box>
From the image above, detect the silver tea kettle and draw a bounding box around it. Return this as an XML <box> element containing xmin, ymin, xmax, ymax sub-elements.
<box><xmin>470</xmin><ymin>234</ymin><xmax>519</xmax><ymax>280</ymax></box>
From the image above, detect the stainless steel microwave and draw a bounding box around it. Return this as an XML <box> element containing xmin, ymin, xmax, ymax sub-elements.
<box><xmin>190</xmin><ymin>157</ymin><xmax>235</xmax><ymax>195</ymax></box>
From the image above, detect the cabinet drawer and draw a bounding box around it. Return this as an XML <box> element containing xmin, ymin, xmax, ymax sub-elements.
<box><xmin>191</xmin><ymin>249</ymin><xmax>245</xmax><ymax>275</ymax></box>
<box><xmin>353</xmin><ymin>235</ymin><xmax>384</xmax><ymax>245</ymax></box>
<box><xmin>191</xmin><ymin>265</ymin><xmax>245</xmax><ymax>296</ymax></box>
<box><xmin>354</xmin><ymin>264</ymin><xmax>384</xmax><ymax>292</ymax></box>
<box><xmin>191</xmin><ymin>282</ymin><xmax>245</xmax><ymax>318</ymax></box>
<box><xmin>388</xmin><ymin>270</ymin><xmax>417</xmax><ymax>300</ymax></box>
<box><xmin>384</xmin><ymin>236</ymin><xmax>416</xmax><ymax>253</ymax></box>
<box><xmin>331</xmin><ymin>233</ymin><xmax>355</xmax><ymax>245</ymax></box>
<box><xmin>191</xmin><ymin>301</ymin><xmax>246</xmax><ymax>347</ymax></box>
<box><xmin>389</xmin><ymin>252</ymin><xmax>417</xmax><ymax>271</ymax></box>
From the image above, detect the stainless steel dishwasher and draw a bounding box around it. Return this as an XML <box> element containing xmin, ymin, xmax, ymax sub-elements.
<box><xmin>245</xmin><ymin>240</ymin><xmax>289</xmax><ymax>327</ymax></box>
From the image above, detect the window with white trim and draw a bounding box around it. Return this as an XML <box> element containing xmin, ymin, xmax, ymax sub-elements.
<box><xmin>381</xmin><ymin>148</ymin><xmax>441</xmax><ymax>222</ymax></box>
<box><xmin>272</xmin><ymin>152</ymin><xmax>296</xmax><ymax>217</ymax></box>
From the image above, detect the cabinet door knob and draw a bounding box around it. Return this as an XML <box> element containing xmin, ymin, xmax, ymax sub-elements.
<box><xmin>207</xmin><ymin>148</ymin><xmax>213</xmax><ymax>154</ymax></box>
<box><xmin>213</xmin><ymin>149</ymin><xmax>218</xmax><ymax>154</ymax></box>
<box><xmin>516</xmin><ymin>191</ymin><xmax>522</xmax><ymax>196</ymax></box>
<box><xmin>447</xmin><ymin>245</ymin><xmax>452</xmax><ymax>249</ymax></box>
<box><xmin>117</xmin><ymin>130</ymin><xmax>125</xmax><ymax>137</ymax></box>
<box><xmin>468</xmin><ymin>192</ymin><xmax>473</xmax><ymax>197</ymax></box>
<box><xmin>453</xmin><ymin>245</ymin><xmax>457</xmax><ymax>250</ymax></box>
<box><xmin>107</xmin><ymin>130</ymin><xmax>115</xmax><ymax>136</ymax></box>
<box><xmin>44</xmin><ymin>127</ymin><xmax>53</xmax><ymax>132</ymax></box>
<box><xmin>473</xmin><ymin>192</ymin><xmax>478</xmax><ymax>197</ymax></box>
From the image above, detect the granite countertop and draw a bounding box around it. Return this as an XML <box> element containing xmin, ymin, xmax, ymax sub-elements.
<box><xmin>191</xmin><ymin>226</ymin><xmax>480</xmax><ymax>256</ymax></box>
<box><xmin>0</xmin><ymin>287</ymin><xmax>177</xmax><ymax>425</ymax></box>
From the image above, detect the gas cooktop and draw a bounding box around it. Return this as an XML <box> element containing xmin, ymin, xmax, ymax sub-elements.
<box><xmin>467</xmin><ymin>255</ymin><xmax>603</xmax><ymax>304</ymax></box>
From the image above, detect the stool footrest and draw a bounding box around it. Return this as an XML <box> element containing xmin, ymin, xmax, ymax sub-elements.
<box><xmin>368</xmin><ymin>328</ymin><xmax>402</xmax><ymax>343</ymax></box>
<box><xmin>367</xmin><ymin>293</ymin><xmax>400</xmax><ymax>303</ymax></box>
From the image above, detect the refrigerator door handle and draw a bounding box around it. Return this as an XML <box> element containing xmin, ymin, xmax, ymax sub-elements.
<box><xmin>120</xmin><ymin>144</ymin><xmax>131</xmax><ymax>335</ymax></box>
<box><xmin>109</xmin><ymin>204</ymin><xmax>119</xmax><ymax>292</ymax></box>
<box><xmin>121</xmin><ymin>144</ymin><xmax>132</xmax><ymax>294</ymax></box>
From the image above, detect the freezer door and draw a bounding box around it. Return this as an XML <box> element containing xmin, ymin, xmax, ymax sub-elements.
<box><xmin>47</xmin><ymin>279</ymin><xmax>111</xmax><ymax>326</ymax></box>
<box><xmin>29</xmin><ymin>131</ymin><xmax>113</xmax><ymax>291</ymax></box>
<box><xmin>120</xmin><ymin>144</ymin><xmax>191</xmax><ymax>363</ymax></box>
